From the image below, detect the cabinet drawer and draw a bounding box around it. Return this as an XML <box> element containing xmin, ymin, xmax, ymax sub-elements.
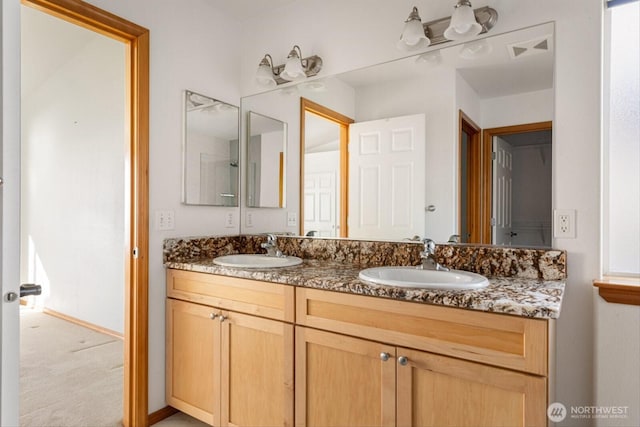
<box><xmin>167</xmin><ymin>269</ymin><xmax>295</xmax><ymax>322</ymax></box>
<box><xmin>296</xmin><ymin>288</ymin><xmax>548</xmax><ymax>375</ymax></box>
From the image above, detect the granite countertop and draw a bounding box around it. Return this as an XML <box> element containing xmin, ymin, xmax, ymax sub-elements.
<box><xmin>165</xmin><ymin>258</ymin><xmax>564</xmax><ymax>319</ymax></box>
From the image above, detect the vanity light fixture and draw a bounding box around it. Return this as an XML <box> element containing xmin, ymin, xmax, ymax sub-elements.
<box><xmin>397</xmin><ymin>2</ymin><xmax>498</xmax><ymax>51</ymax></box>
<box><xmin>256</xmin><ymin>45</ymin><xmax>323</xmax><ymax>87</ymax></box>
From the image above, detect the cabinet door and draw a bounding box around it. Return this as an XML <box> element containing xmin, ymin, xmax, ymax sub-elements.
<box><xmin>295</xmin><ymin>327</ymin><xmax>396</xmax><ymax>427</ymax></box>
<box><xmin>220</xmin><ymin>311</ymin><xmax>294</xmax><ymax>427</ymax></box>
<box><xmin>166</xmin><ymin>299</ymin><xmax>220</xmax><ymax>425</ymax></box>
<box><xmin>396</xmin><ymin>348</ymin><xmax>546</xmax><ymax>427</ymax></box>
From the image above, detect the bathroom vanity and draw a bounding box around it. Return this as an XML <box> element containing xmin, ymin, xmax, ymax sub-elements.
<box><xmin>164</xmin><ymin>235</ymin><xmax>565</xmax><ymax>427</ymax></box>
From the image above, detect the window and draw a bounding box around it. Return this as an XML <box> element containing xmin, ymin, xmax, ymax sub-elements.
<box><xmin>603</xmin><ymin>0</ymin><xmax>640</xmax><ymax>275</ymax></box>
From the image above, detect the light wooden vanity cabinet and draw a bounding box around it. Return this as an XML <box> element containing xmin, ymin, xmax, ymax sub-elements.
<box><xmin>166</xmin><ymin>269</ymin><xmax>294</xmax><ymax>426</ymax></box>
<box><xmin>166</xmin><ymin>269</ymin><xmax>552</xmax><ymax>427</ymax></box>
<box><xmin>295</xmin><ymin>288</ymin><xmax>550</xmax><ymax>427</ymax></box>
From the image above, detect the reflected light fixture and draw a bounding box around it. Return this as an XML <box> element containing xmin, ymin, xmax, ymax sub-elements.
<box><xmin>415</xmin><ymin>50</ymin><xmax>442</xmax><ymax>66</ymax></box>
<box><xmin>256</xmin><ymin>45</ymin><xmax>323</xmax><ymax>87</ymax></box>
<box><xmin>459</xmin><ymin>39</ymin><xmax>493</xmax><ymax>59</ymax></box>
<box><xmin>397</xmin><ymin>2</ymin><xmax>497</xmax><ymax>51</ymax></box>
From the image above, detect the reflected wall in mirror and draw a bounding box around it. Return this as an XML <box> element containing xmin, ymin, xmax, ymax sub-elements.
<box><xmin>183</xmin><ymin>90</ymin><xmax>239</xmax><ymax>206</ymax></box>
<box><xmin>246</xmin><ymin>111</ymin><xmax>287</xmax><ymax>208</ymax></box>
<box><xmin>240</xmin><ymin>22</ymin><xmax>554</xmax><ymax>246</ymax></box>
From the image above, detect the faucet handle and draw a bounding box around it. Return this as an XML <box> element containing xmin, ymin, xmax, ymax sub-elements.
<box><xmin>422</xmin><ymin>238</ymin><xmax>436</xmax><ymax>254</ymax></box>
<box><xmin>266</xmin><ymin>233</ymin><xmax>277</xmax><ymax>244</ymax></box>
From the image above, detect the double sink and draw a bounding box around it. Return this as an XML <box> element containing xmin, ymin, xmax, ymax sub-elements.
<box><xmin>213</xmin><ymin>253</ymin><xmax>489</xmax><ymax>291</ymax></box>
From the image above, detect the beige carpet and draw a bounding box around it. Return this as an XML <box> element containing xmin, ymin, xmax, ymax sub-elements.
<box><xmin>20</xmin><ymin>309</ymin><xmax>124</xmax><ymax>427</ymax></box>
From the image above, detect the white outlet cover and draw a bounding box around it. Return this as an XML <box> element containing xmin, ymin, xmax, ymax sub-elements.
<box><xmin>553</xmin><ymin>209</ymin><xmax>576</xmax><ymax>238</ymax></box>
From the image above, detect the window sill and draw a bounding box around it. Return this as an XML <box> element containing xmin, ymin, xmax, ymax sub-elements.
<box><xmin>593</xmin><ymin>276</ymin><xmax>640</xmax><ymax>306</ymax></box>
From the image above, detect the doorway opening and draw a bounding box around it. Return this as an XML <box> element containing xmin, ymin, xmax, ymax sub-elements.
<box><xmin>300</xmin><ymin>98</ymin><xmax>353</xmax><ymax>238</ymax></box>
<box><xmin>482</xmin><ymin>122</ymin><xmax>553</xmax><ymax>247</ymax></box>
<box><xmin>20</xmin><ymin>1</ymin><xmax>149</xmax><ymax>426</ymax></box>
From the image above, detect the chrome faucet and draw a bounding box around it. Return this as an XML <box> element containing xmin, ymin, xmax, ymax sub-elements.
<box><xmin>420</xmin><ymin>238</ymin><xmax>449</xmax><ymax>271</ymax></box>
<box><xmin>447</xmin><ymin>234</ymin><xmax>461</xmax><ymax>243</ymax></box>
<box><xmin>261</xmin><ymin>234</ymin><xmax>284</xmax><ymax>258</ymax></box>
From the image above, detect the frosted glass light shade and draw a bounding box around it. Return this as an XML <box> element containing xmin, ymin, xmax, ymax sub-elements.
<box><xmin>397</xmin><ymin>7</ymin><xmax>430</xmax><ymax>51</ymax></box>
<box><xmin>401</xmin><ymin>19</ymin><xmax>430</xmax><ymax>46</ymax></box>
<box><xmin>444</xmin><ymin>4</ymin><xmax>482</xmax><ymax>40</ymax></box>
<box><xmin>256</xmin><ymin>62</ymin><xmax>276</xmax><ymax>87</ymax></box>
<box><xmin>281</xmin><ymin>56</ymin><xmax>307</xmax><ymax>82</ymax></box>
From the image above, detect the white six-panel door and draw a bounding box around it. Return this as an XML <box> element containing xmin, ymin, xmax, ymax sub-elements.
<box><xmin>348</xmin><ymin>114</ymin><xmax>425</xmax><ymax>240</ymax></box>
<box><xmin>1</xmin><ymin>0</ymin><xmax>22</xmax><ymax>424</ymax></box>
<box><xmin>304</xmin><ymin>150</ymin><xmax>340</xmax><ymax>237</ymax></box>
<box><xmin>493</xmin><ymin>136</ymin><xmax>514</xmax><ymax>245</ymax></box>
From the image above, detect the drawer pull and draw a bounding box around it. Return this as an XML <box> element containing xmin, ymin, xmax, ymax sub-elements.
<box><xmin>219</xmin><ymin>315</ymin><xmax>228</xmax><ymax>322</ymax></box>
<box><xmin>380</xmin><ymin>352</ymin><xmax>390</xmax><ymax>362</ymax></box>
<box><xmin>398</xmin><ymin>356</ymin><xmax>409</xmax><ymax>366</ymax></box>
<box><xmin>209</xmin><ymin>313</ymin><xmax>218</xmax><ymax>320</ymax></box>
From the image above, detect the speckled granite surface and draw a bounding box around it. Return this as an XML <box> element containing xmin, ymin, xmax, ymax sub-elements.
<box><xmin>164</xmin><ymin>235</ymin><xmax>566</xmax><ymax>319</ymax></box>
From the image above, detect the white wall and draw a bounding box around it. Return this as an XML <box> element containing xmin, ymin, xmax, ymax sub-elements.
<box><xmin>482</xmin><ymin>88</ymin><xmax>554</xmax><ymax>128</ymax></box>
<box><xmin>240</xmin><ymin>1</ymin><xmax>604</xmax><ymax>425</ymax></box>
<box><xmin>21</xmin><ymin>31</ymin><xmax>125</xmax><ymax>333</ymax></box>
<box><xmin>594</xmin><ymin>292</ymin><xmax>640</xmax><ymax>427</ymax></box>
<box><xmin>82</xmin><ymin>0</ymin><xmax>243</xmax><ymax>411</ymax></box>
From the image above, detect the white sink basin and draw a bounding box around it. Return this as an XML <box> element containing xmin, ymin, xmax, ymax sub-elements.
<box><xmin>213</xmin><ymin>254</ymin><xmax>303</xmax><ymax>269</ymax></box>
<box><xmin>358</xmin><ymin>266</ymin><xmax>489</xmax><ymax>290</ymax></box>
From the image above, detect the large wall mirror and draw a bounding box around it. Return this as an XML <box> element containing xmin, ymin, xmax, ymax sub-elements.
<box><xmin>240</xmin><ymin>22</ymin><xmax>554</xmax><ymax>247</ymax></box>
<box><xmin>183</xmin><ymin>90</ymin><xmax>239</xmax><ymax>206</ymax></box>
<box><xmin>246</xmin><ymin>111</ymin><xmax>287</xmax><ymax>208</ymax></box>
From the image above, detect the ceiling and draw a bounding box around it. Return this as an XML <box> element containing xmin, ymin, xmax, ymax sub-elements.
<box><xmin>205</xmin><ymin>0</ymin><xmax>298</xmax><ymax>21</ymax></box>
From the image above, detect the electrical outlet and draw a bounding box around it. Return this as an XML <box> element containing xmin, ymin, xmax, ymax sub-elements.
<box><xmin>225</xmin><ymin>212</ymin><xmax>235</xmax><ymax>228</ymax></box>
<box><xmin>155</xmin><ymin>210</ymin><xmax>175</xmax><ymax>231</ymax></box>
<box><xmin>554</xmin><ymin>209</ymin><xmax>576</xmax><ymax>238</ymax></box>
<box><xmin>245</xmin><ymin>211</ymin><xmax>253</xmax><ymax>227</ymax></box>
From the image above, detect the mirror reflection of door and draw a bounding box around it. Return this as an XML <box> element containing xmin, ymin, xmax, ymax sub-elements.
<box><xmin>303</xmin><ymin>114</ymin><xmax>341</xmax><ymax>237</ymax></box>
<box><xmin>300</xmin><ymin>99</ymin><xmax>353</xmax><ymax>237</ymax></box>
<box><xmin>301</xmin><ymin>99</ymin><xmax>427</xmax><ymax>240</ymax></box>
<box><xmin>461</xmin><ymin>120</ymin><xmax>552</xmax><ymax>247</ymax></box>
<box><xmin>348</xmin><ymin>114</ymin><xmax>426</xmax><ymax>240</ymax></box>
<box><xmin>490</xmin><ymin>127</ymin><xmax>552</xmax><ymax>247</ymax></box>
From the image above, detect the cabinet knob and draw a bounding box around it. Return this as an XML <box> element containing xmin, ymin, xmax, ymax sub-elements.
<box><xmin>380</xmin><ymin>352</ymin><xmax>390</xmax><ymax>362</ymax></box>
<box><xmin>218</xmin><ymin>315</ymin><xmax>228</xmax><ymax>322</ymax></box>
<box><xmin>209</xmin><ymin>313</ymin><xmax>218</xmax><ymax>320</ymax></box>
<box><xmin>398</xmin><ymin>356</ymin><xmax>409</xmax><ymax>366</ymax></box>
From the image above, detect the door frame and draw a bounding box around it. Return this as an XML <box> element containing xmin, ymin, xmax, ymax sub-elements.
<box><xmin>21</xmin><ymin>1</ymin><xmax>150</xmax><ymax>425</ymax></box>
<box><xmin>299</xmin><ymin>98</ymin><xmax>354</xmax><ymax>237</ymax></box>
<box><xmin>458</xmin><ymin>110</ymin><xmax>482</xmax><ymax>243</ymax></box>
<box><xmin>481</xmin><ymin>121</ymin><xmax>552</xmax><ymax>244</ymax></box>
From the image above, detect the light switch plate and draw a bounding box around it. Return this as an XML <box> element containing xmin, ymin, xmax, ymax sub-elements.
<box><xmin>155</xmin><ymin>210</ymin><xmax>175</xmax><ymax>231</ymax></box>
<box><xmin>225</xmin><ymin>212</ymin><xmax>235</xmax><ymax>228</ymax></box>
<box><xmin>287</xmin><ymin>212</ymin><xmax>297</xmax><ymax>227</ymax></box>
